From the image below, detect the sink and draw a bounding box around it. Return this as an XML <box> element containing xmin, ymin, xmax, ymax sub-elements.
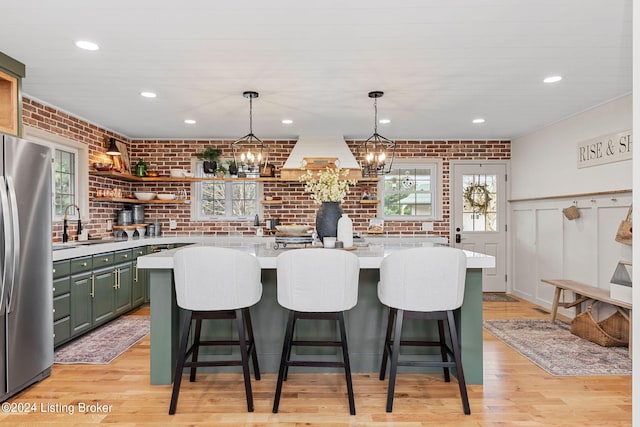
<box><xmin>52</xmin><ymin>243</ymin><xmax>79</xmax><ymax>251</ymax></box>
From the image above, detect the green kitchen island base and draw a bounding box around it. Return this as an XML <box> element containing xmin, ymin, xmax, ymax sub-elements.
<box><xmin>147</xmin><ymin>267</ymin><xmax>484</xmax><ymax>385</ymax></box>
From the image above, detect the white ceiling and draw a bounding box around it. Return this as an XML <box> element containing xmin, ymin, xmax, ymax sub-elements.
<box><xmin>0</xmin><ymin>0</ymin><xmax>632</xmax><ymax>141</ymax></box>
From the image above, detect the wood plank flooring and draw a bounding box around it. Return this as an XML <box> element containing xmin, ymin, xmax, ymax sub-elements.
<box><xmin>0</xmin><ymin>297</ymin><xmax>631</xmax><ymax>426</ymax></box>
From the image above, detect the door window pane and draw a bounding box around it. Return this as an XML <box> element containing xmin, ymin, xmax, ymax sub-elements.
<box><xmin>461</xmin><ymin>173</ymin><xmax>497</xmax><ymax>231</ymax></box>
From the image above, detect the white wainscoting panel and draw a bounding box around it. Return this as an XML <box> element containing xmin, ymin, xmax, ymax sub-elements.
<box><xmin>510</xmin><ymin>192</ymin><xmax>632</xmax><ymax>319</ymax></box>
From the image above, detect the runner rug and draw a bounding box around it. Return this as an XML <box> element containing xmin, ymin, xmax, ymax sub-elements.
<box><xmin>54</xmin><ymin>316</ymin><xmax>150</xmax><ymax>364</ymax></box>
<box><xmin>483</xmin><ymin>319</ymin><xmax>631</xmax><ymax>376</ymax></box>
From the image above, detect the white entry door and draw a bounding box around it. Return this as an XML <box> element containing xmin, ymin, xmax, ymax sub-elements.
<box><xmin>452</xmin><ymin>162</ymin><xmax>507</xmax><ymax>292</ymax></box>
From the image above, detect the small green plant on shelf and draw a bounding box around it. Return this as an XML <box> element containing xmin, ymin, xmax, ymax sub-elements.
<box><xmin>195</xmin><ymin>148</ymin><xmax>222</xmax><ymax>174</ymax></box>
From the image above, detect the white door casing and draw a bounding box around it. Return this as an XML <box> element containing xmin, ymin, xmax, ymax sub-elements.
<box><xmin>451</xmin><ymin>162</ymin><xmax>507</xmax><ymax>292</ymax></box>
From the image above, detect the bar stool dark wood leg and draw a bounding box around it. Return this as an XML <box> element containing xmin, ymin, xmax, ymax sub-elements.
<box><xmin>437</xmin><ymin>319</ymin><xmax>451</xmax><ymax>382</ymax></box>
<box><xmin>379</xmin><ymin>308</ymin><xmax>396</xmax><ymax>380</ymax></box>
<box><xmin>235</xmin><ymin>309</ymin><xmax>254</xmax><ymax>412</ymax></box>
<box><xmin>338</xmin><ymin>312</ymin><xmax>356</xmax><ymax>415</ymax></box>
<box><xmin>447</xmin><ymin>310</ymin><xmax>470</xmax><ymax>415</ymax></box>
<box><xmin>273</xmin><ymin>310</ymin><xmax>295</xmax><ymax>413</ymax></box>
<box><xmin>386</xmin><ymin>309</ymin><xmax>404</xmax><ymax>413</ymax></box>
<box><xmin>189</xmin><ymin>318</ymin><xmax>202</xmax><ymax>382</ymax></box>
<box><xmin>242</xmin><ymin>308</ymin><xmax>261</xmax><ymax>380</ymax></box>
<box><xmin>169</xmin><ymin>309</ymin><xmax>193</xmax><ymax>415</ymax></box>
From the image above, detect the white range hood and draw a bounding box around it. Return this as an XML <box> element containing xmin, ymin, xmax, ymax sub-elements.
<box><xmin>280</xmin><ymin>135</ymin><xmax>362</xmax><ymax>179</ymax></box>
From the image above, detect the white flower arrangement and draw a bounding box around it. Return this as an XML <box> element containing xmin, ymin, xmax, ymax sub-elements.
<box><xmin>299</xmin><ymin>167</ymin><xmax>357</xmax><ymax>204</ymax></box>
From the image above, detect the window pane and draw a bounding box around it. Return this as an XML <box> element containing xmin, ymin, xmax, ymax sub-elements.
<box><xmin>195</xmin><ymin>172</ymin><xmax>258</xmax><ymax>219</ymax></box>
<box><xmin>54</xmin><ymin>148</ymin><xmax>76</xmax><ymax>216</ymax></box>
<box><xmin>383</xmin><ymin>164</ymin><xmax>436</xmax><ymax>219</ymax></box>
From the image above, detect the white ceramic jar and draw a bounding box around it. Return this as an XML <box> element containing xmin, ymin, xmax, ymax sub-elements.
<box><xmin>337</xmin><ymin>213</ymin><xmax>353</xmax><ymax>248</ymax></box>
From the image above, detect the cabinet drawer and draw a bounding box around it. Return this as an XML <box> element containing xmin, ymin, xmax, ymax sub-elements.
<box><xmin>53</xmin><ymin>293</ymin><xmax>70</xmax><ymax>321</ymax></box>
<box><xmin>70</xmin><ymin>256</ymin><xmax>92</xmax><ymax>274</ymax></box>
<box><xmin>54</xmin><ymin>317</ymin><xmax>71</xmax><ymax>346</ymax></box>
<box><xmin>52</xmin><ymin>260</ymin><xmax>70</xmax><ymax>279</ymax></box>
<box><xmin>131</xmin><ymin>246</ymin><xmax>147</xmax><ymax>260</ymax></box>
<box><xmin>53</xmin><ymin>276</ymin><xmax>71</xmax><ymax>297</ymax></box>
<box><xmin>92</xmin><ymin>252</ymin><xmax>114</xmax><ymax>268</ymax></box>
<box><xmin>114</xmin><ymin>249</ymin><xmax>133</xmax><ymax>263</ymax></box>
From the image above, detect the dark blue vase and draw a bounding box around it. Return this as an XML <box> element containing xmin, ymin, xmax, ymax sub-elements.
<box><xmin>315</xmin><ymin>202</ymin><xmax>343</xmax><ymax>242</ymax></box>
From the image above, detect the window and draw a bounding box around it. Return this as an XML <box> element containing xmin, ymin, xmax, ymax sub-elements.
<box><xmin>54</xmin><ymin>147</ymin><xmax>78</xmax><ymax>217</ymax></box>
<box><xmin>380</xmin><ymin>161</ymin><xmax>440</xmax><ymax>220</ymax></box>
<box><xmin>25</xmin><ymin>127</ymin><xmax>88</xmax><ymax>221</ymax></box>
<box><xmin>194</xmin><ymin>162</ymin><xmax>259</xmax><ymax>219</ymax></box>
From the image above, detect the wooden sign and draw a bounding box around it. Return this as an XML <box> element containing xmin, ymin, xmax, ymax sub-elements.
<box><xmin>302</xmin><ymin>157</ymin><xmax>339</xmax><ymax>170</ymax></box>
<box><xmin>577</xmin><ymin>130</ymin><xmax>632</xmax><ymax>168</ymax></box>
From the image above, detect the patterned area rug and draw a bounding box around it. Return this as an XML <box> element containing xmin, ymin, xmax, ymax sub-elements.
<box><xmin>483</xmin><ymin>319</ymin><xmax>631</xmax><ymax>376</ymax></box>
<box><xmin>482</xmin><ymin>293</ymin><xmax>518</xmax><ymax>302</ymax></box>
<box><xmin>55</xmin><ymin>316</ymin><xmax>150</xmax><ymax>364</ymax></box>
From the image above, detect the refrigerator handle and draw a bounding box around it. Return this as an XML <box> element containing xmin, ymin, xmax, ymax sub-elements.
<box><xmin>0</xmin><ymin>177</ymin><xmax>11</xmax><ymax>315</ymax></box>
<box><xmin>6</xmin><ymin>176</ymin><xmax>19</xmax><ymax>315</ymax></box>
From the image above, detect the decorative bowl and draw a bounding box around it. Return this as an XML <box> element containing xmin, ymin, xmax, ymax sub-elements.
<box><xmin>146</xmin><ymin>170</ymin><xmax>159</xmax><ymax>177</ymax></box>
<box><xmin>93</xmin><ymin>162</ymin><xmax>113</xmax><ymax>171</ymax></box>
<box><xmin>170</xmin><ymin>169</ymin><xmax>187</xmax><ymax>178</ymax></box>
<box><xmin>133</xmin><ymin>192</ymin><xmax>157</xmax><ymax>201</ymax></box>
<box><xmin>157</xmin><ymin>193</ymin><xmax>177</xmax><ymax>201</ymax></box>
<box><xmin>276</xmin><ymin>224</ymin><xmax>312</xmax><ymax>234</ymax></box>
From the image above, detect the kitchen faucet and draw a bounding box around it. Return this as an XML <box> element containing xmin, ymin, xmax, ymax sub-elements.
<box><xmin>62</xmin><ymin>204</ymin><xmax>82</xmax><ymax>243</ymax></box>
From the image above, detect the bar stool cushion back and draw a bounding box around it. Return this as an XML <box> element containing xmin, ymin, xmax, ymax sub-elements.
<box><xmin>174</xmin><ymin>246</ymin><xmax>262</xmax><ymax>311</ymax></box>
<box><xmin>276</xmin><ymin>249</ymin><xmax>359</xmax><ymax>312</ymax></box>
<box><xmin>378</xmin><ymin>247</ymin><xmax>466</xmax><ymax>312</ymax></box>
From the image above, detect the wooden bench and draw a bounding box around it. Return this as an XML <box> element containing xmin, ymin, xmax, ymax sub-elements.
<box><xmin>541</xmin><ymin>279</ymin><xmax>632</xmax><ymax>357</ymax></box>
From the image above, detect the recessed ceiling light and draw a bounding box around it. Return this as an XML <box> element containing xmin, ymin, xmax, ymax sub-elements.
<box><xmin>184</xmin><ymin>119</ymin><xmax>196</xmax><ymax>124</ymax></box>
<box><xmin>75</xmin><ymin>40</ymin><xmax>99</xmax><ymax>51</ymax></box>
<box><xmin>281</xmin><ymin>119</ymin><xmax>293</xmax><ymax>124</ymax></box>
<box><xmin>140</xmin><ymin>91</ymin><xmax>157</xmax><ymax>98</ymax></box>
<box><xmin>472</xmin><ymin>118</ymin><xmax>485</xmax><ymax>124</ymax></box>
<box><xmin>379</xmin><ymin>119</ymin><xmax>391</xmax><ymax>124</ymax></box>
<box><xmin>543</xmin><ymin>75</ymin><xmax>563</xmax><ymax>84</ymax></box>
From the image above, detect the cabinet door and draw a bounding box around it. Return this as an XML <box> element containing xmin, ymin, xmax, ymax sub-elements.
<box><xmin>70</xmin><ymin>272</ymin><xmax>92</xmax><ymax>336</ymax></box>
<box><xmin>132</xmin><ymin>260</ymin><xmax>146</xmax><ymax>306</ymax></box>
<box><xmin>92</xmin><ymin>266</ymin><xmax>116</xmax><ymax>326</ymax></box>
<box><xmin>115</xmin><ymin>262</ymin><xmax>133</xmax><ymax>315</ymax></box>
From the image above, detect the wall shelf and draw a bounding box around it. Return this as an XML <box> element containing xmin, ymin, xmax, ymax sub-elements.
<box><xmin>90</xmin><ymin>170</ymin><xmax>378</xmax><ymax>183</ymax></box>
<box><xmin>90</xmin><ymin>197</ymin><xmax>189</xmax><ymax>205</ymax></box>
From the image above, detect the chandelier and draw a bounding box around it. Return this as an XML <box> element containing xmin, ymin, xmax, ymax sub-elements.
<box><xmin>232</xmin><ymin>91</ymin><xmax>266</xmax><ymax>178</ymax></box>
<box><xmin>359</xmin><ymin>91</ymin><xmax>395</xmax><ymax>176</ymax></box>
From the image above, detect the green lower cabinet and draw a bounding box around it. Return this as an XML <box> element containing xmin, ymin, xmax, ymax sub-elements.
<box><xmin>53</xmin><ymin>278</ymin><xmax>71</xmax><ymax>346</ymax></box>
<box><xmin>92</xmin><ymin>266</ymin><xmax>117</xmax><ymax>326</ymax></box>
<box><xmin>115</xmin><ymin>262</ymin><xmax>133</xmax><ymax>315</ymax></box>
<box><xmin>53</xmin><ymin>246</ymin><xmax>149</xmax><ymax>348</ymax></box>
<box><xmin>133</xmin><ymin>260</ymin><xmax>147</xmax><ymax>306</ymax></box>
<box><xmin>70</xmin><ymin>272</ymin><xmax>93</xmax><ymax>336</ymax></box>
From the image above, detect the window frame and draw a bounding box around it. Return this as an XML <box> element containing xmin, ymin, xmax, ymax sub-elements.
<box><xmin>191</xmin><ymin>160</ymin><xmax>261</xmax><ymax>221</ymax></box>
<box><xmin>378</xmin><ymin>159</ymin><xmax>442</xmax><ymax>221</ymax></box>
<box><xmin>25</xmin><ymin>127</ymin><xmax>89</xmax><ymax>222</ymax></box>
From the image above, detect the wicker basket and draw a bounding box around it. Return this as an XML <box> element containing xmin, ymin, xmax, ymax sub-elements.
<box><xmin>570</xmin><ymin>304</ymin><xmax>629</xmax><ymax>347</ymax></box>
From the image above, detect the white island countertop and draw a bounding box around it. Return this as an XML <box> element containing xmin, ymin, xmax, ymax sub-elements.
<box><xmin>133</xmin><ymin>236</ymin><xmax>495</xmax><ymax>270</ymax></box>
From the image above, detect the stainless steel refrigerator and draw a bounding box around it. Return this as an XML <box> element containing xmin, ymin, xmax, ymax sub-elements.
<box><xmin>0</xmin><ymin>134</ymin><xmax>53</xmax><ymax>402</ymax></box>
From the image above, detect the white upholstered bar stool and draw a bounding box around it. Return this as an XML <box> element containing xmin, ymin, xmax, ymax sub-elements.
<box><xmin>378</xmin><ymin>246</ymin><xmax>470</xmax><ymax>414</ymax></box>
<box><xmin>273</xmin><ymin>249</ymin><xmax>360</xmax><ymax>415</ymax></box>
<box><xmin>169</xmin><ymin>246</ymin><xmax>262</xmax><ymax>414</ymax></box>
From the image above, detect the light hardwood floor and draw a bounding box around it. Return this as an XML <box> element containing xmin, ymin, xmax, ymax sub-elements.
<box><xmin>0</xmin><ymin>297</ymin><xmax>631</xmax><ymax>426</ymax></box>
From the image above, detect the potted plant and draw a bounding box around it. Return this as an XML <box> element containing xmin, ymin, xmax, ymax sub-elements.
<box><xmin>215</xmin><ymin>163</ymin><xmax>228</xmax><ymax>178</ymax></box>
<box><xmin>226</xmin><ymin>159</ymin><xmax>239</xmax><ymax>177</ymax></box>
<box><xmin>195</xmin><ymin>147</ymin><xmax>222</xmax><ymax>174</ymax></box>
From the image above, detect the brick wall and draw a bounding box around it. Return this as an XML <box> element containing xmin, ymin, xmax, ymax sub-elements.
<box><xmin>23</xmin><ymin>97</ymin><xmax>510</xmax><ymax>242</ymax></box>
<box><xmin>127</xmin><ymin>138</ymin><xmax>510</xmax><ymax>239</ymax></box>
